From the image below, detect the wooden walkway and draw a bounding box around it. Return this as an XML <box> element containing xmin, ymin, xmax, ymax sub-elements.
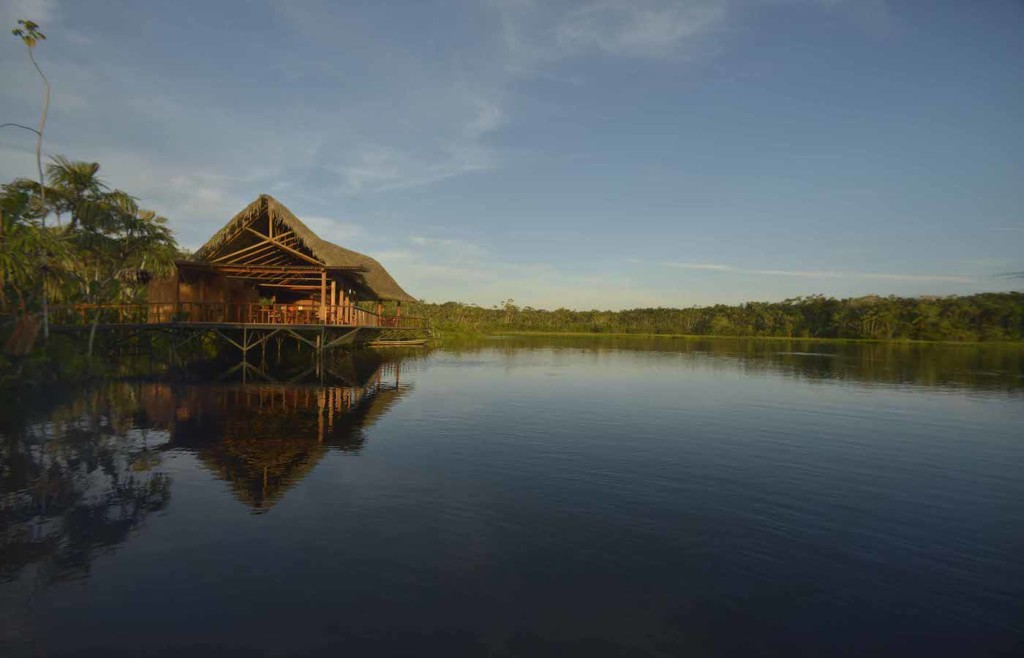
<box><xmin>41</xmin><ymin>303</ymin><xmax>430</xmax><ymax>363</ymax></box>
<box><xmin>50</xmin><ymin>302</ymin><xmax>426</xmax><ymax>330</ymax></box>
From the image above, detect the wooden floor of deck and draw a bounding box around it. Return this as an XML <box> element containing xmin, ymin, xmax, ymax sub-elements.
<box><xmin>54</xmin><ymin>322</ymin><xmax>385</xmax><ymax>329</ymax></box>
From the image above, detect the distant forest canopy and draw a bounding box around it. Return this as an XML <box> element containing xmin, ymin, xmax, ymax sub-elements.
<box><xmin>407</xmin><ymin>293</ymin><xmax>1024</xmax><ymax>342</ymax></box>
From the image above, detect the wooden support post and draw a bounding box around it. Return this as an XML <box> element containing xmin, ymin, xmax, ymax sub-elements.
<box><xmin>320</xmin><ymin>269</ymin><xmax>327</xmax><ymax>324</ymax></box>
<box><xmin>330</xmin><ymin>279</ymin><xmax>336</xmax><ymax>325</ymax></box>
<box><xmin>377</xmin><ymin>302</ymin><xmax>383</xmax><ymax>327</ymax></box>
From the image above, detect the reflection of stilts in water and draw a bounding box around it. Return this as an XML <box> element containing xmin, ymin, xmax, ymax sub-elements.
<box><xmin>217</xmin><ymin>359</ymin><xmax>274</xmax><ymax>383</ymax></box>
<box><xmin>312</xmin><ymin>364</ymin><xmax>400</xmax><ymax>443</ymax></box>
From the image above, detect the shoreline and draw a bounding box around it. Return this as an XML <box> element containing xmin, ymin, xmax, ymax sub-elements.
<box><xmin>441</xmin><ymin>330</ymin><xmax>1024</xmax><ymax>347</ymax></box>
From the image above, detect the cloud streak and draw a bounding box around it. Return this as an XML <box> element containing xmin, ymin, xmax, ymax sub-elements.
<box><xmin>661</xmin><ymin>262</ymin><xmax>975</xmax><ymax>283</ymax></box>
<box><xmin>368</xmin><ymin>233</ymin><xmax>660</xmax><ymax>309</ymax></box>
<box><xmin>0</xmin><ymin>0</ymin><xmax>58</xmax><ymax>26</ymax></box>
<box><xmin>493</xmin><ymin>0</ymin><xmax>729</xmax><ymax>74</ymax></box>
<box><xmin>557</xmin><ymin>0</ymin><xmax>727</xmax><ymax>58</ymax></box>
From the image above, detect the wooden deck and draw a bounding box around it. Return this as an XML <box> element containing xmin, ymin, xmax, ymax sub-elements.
<box><xmin>51</xmin><ymin>302</ymin><xmax>426</xmax><ymax>331</ymax></box>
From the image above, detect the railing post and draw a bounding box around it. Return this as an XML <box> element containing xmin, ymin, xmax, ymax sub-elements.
<box><xmin>320</xmin><ymin>269</ymin><xmax>327</xmax><ymax>325</ymax></box>
<box><xmin>330</xmin><ymin>280</ymin><xmax>336</xmax><ymax>325</ymax></box>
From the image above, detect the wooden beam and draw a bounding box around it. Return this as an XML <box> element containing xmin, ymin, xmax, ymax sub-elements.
<box><xmin>323</xmin><ymin>328</ymin><xmax>360</xmax><ymax>350</ymax></box>
<box><xmin>223</xmin><ymin>277</ymin><xmax>323</xmax><ymax>286</ymax></box>
<box><xmin>224</xmin><ymin>241</ymin><xmax>277</xmax><ymax>265</ymax></box>
<box><xmin>209</xmin><ymin>230</ymin><xmax>297</xmax><ymax>264</ymax></box>
<box><xmin>258</xmin><ymin>284</ymin><xmax>323</xmax><ymax>289</ymax></box>
<box><xmin>320</xmin><ymin>269</ymin><xmax>327</xmax><ymax>323</ymax></box>
<box><xmin>212</xmin><ymin>264</ymin><xmax>323</xmax><ymax>273</ymax></box>
<box><xmin>251</xmin><ymin>251</ymin><xmax>300</xmax><ymax>266</ymax></box>
<box><xmin>213</xmin><ymin>238</ymin><xmax>274</xmax><ymax>264</ymax></box>
<box><xmin>230</xmin><ymin>239</ymin><xmax>300</xmax><ymax>267</ymax></box>
<box><xmin>244</xmin><ymin>252</ymin><xmax>290</xmax><ymax>267</ymax></box>
<box><xmin>219</xmin><ymin>270</ymin><xmax>322</xmax><ymax>278</ymax></box>
<box><xmin>243</xmin><ymin>227</ymin><xmax>322</xmax><ymax>266</ymax></box>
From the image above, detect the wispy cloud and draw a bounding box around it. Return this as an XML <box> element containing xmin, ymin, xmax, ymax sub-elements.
<box><xmin>300</xmin><ymin>216</ymin><xmax>365</xmax><ymax>244</ymax></box>
<box><xmin>557</xmin><ymin>0</ymin><xmax>727</xmax><ymax>58</ymax></box>
<box><xmin>410</xmin><ymin>236</ymin><xmax>488</xmax><ymax>261</ymax></box>
<box><xmin>328</xmin><ymin>141</ymin><xmax>496</xmax><ymax>195</ymax></box>
<box><xmin>493</xmin><ymin>0</ymin><xmax>729</xmax><ymax>73</ymax></box>
<box><xmin>661</xmin><ymin>262</ymin><xmax>975</xmax><ymax>283</ymax></box>
<box><xmin>0</xmin><ymin>0</ymin><xmax>59</xmax><ymax>26</ymax></box>
<box><xmin>665</xmin><ymin>262</ymin><xmax>736</xmax><ymax>272</ymax></box>
<box><xmin>368</xmin><ymin>233</ymin><xmax>658</xmax><ymax>309</ymax></box>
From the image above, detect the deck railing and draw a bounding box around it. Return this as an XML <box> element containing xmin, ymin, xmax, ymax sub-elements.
<box><xmin>51</xmin><ymin>302</ymin><xmax>426</xmax><ymax>329</ymax></box>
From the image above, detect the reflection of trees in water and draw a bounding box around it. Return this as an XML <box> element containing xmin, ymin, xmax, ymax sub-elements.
<box><xmin>0</xmin><ymin>351</ymin><xmax>414</xmax><ymax>587</ymax></box>
<box><xmin>0</xmin><ymin>384</ymin><xmax>173</xmax><ymax>585</ymax></box>
<box><xmin>448</xmin><ymin>336</ymin><xmax>1024</xmax><ymax>392</ymax></box>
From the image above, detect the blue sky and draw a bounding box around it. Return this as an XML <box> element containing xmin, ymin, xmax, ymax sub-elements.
<box><xmin>1</xmin><ymin>0</ymin><xmax>1021</xmax><ymax>309</ymax></box>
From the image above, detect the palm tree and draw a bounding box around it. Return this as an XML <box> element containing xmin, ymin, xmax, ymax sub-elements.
<box><xmin>45</xmin><ymin>156</ymin><xmax>107</xmax><ymax>229</ymax></box>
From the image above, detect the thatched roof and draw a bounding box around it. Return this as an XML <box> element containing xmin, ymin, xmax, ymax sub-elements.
<box><xmin>192</xmin><ymin>194</ymin><xmax>415</xmax><ymax>302</ymax></box>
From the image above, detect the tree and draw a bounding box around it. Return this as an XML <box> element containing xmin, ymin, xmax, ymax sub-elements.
<box><xmin>11</xmin><ymin>19</ymin><xmax>51</xmax><ymax>338</ymax></box>
<box><xmin>3</xmin><ymin>155</ymin><xmax>180</xmax><ymax>361</ymax></box>
<box><xmin>45</xmin><ymin>156</ymin><xmax>105</xmax><ymax>229</ymax></box>
<box><xmin>0</xmin><ymin>185</ymin><xmax>72</xmax><ymax>313</ymax></box>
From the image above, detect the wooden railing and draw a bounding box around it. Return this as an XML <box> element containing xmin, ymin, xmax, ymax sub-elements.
<box><xmin>51</xmin><ymin>302</ymin><xmax>426</xmax><ymax>329</ymax></box>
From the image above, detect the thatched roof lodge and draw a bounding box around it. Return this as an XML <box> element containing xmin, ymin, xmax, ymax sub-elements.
<box><xmin>148</xmin><ymin>194</ymin><xmax>415</xmax><ymax>325</ymax></box>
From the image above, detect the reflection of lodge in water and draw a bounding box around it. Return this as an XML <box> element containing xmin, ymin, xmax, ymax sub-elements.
<box><xmin>142</xmin><ymin>357</ymin><xmax>407</xmax><ymax>512</ymax></box>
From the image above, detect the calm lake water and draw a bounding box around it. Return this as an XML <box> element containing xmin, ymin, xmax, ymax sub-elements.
<box><xmin>2</xmin><ymin>337</ymin><xmax>1023</xmax><ymax>657</ymax></box>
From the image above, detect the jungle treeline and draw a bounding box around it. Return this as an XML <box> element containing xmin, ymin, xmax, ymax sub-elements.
<box><xmin>407</xmin><ymin>293</ymin><xmax>1024</xmax><ymax>342</ymax></box>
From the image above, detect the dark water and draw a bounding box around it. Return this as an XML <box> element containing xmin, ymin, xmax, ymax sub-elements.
<box><xmin>2</xmin><ymin>337</ymin><xmax>1023</xmax><ymax>657</ymax></box>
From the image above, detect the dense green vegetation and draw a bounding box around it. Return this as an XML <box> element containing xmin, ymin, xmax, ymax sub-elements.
<box><xmin>0</xmin><ymin>157</ymin><xmax>178</xmax><ymax>317</ymax></box>
<box><xmin>0</xmin><ymin>156</ymin><xmax>181</xmax><ymax>382</ymax></box>
<box><xmin>408</xmin><ymin>293</ymin><xmax>1024</xmax><ymax>342</ymax></box>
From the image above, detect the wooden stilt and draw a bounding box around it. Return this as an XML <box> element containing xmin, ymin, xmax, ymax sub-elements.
<box><xmin>320</xmin><ymin>269</ymin><xmax>327</xmax><ymax>323</ymax></box>
<box><xmin>330</xmin><ymin>279</ymin><xmax>336</xmax><ymax>324</ymax></box>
